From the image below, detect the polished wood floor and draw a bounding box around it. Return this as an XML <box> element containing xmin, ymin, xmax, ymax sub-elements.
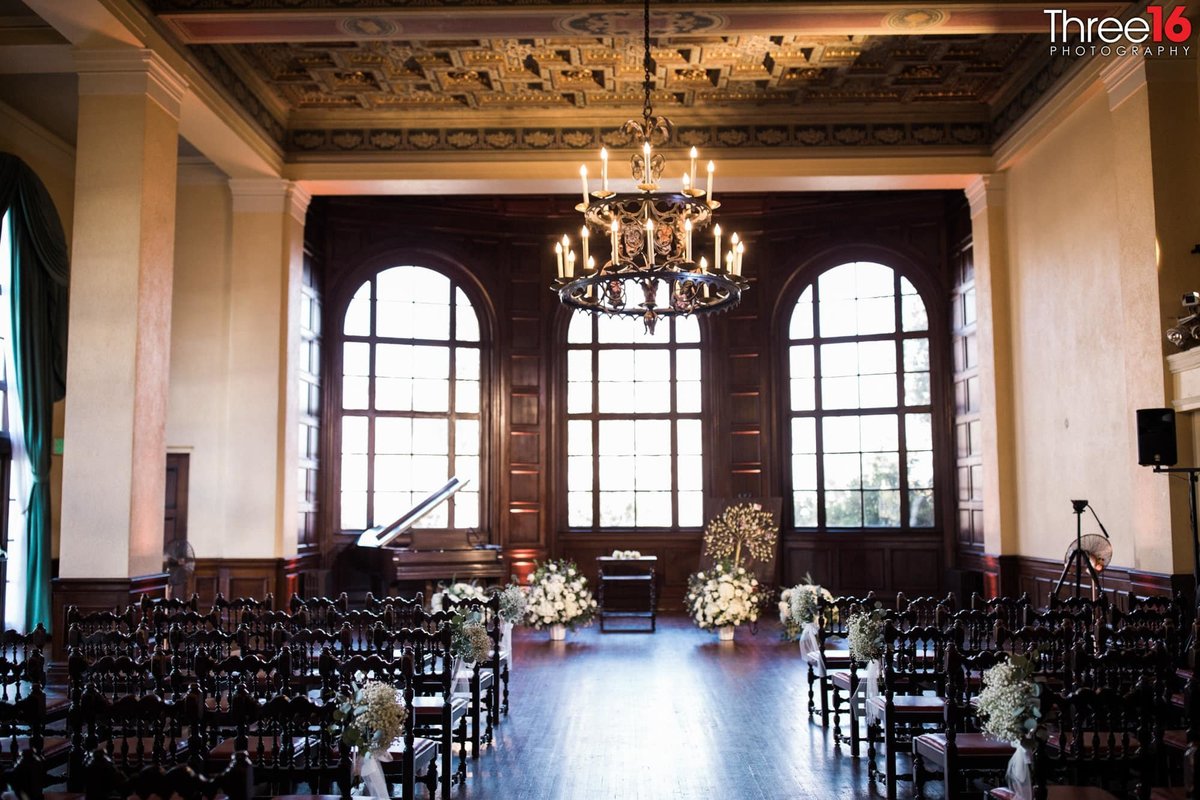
<box><xmin>462</xmin><ymin>615</ymin><xmax>887</xmax><ymax>800</ymax></box>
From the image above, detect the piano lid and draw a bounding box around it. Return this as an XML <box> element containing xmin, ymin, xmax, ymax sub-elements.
<box><xmin>356</xmin><ymin>476</ymin><xmax>469</xmax><ymax>549</ymax></box>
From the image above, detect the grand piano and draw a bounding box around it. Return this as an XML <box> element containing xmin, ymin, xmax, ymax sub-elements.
<box><xmin>335</xmin><ymin>477</ymin><xmax>505</xmax><ymax>599</ymax></box>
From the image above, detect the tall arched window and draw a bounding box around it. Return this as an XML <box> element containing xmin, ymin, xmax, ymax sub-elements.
<box><xmin>786</xmin><ymin>261</ymin><xmax>934</xmax><ymax>529</ymax></box>
<box><xmin>565</xmin><ymin>314</ymin><xmax>704</xmax><ymax>529</ymax></box>
<box><xmin>338</xmin><ymin>265</ymin><xmax>482</xmax><ymax>531</ymax></box>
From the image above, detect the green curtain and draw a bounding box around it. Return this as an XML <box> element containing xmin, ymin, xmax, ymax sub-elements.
<box><xmin>0</xmin><ymin>154</ymin><xmax>70</xmax><ymax>632</ymax></box>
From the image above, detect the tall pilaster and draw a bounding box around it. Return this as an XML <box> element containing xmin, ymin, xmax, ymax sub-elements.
<box><xmin>58</xmin><ymin>48</ymin><xmax>186</xmax><ymax>579</ymax></box>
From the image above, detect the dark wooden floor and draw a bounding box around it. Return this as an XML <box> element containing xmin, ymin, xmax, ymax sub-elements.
<box><xmin>460</xmin><ymin>615</ymin><xmax>897</xmax><ymax>800</ymax></box>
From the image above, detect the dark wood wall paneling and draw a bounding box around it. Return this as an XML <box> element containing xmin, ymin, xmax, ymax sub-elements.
<box><xmin>958</xmin><ymin>552</ymin><xmax>1185</xmax><ymax>610</ymax></box>
<box><xmin>311</xmin><ymin>192</ymin><xmax>972</xmax><ymax>606</ymax></box>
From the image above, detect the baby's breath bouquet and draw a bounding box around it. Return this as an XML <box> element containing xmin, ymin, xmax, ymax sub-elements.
<box><xmin>847</xmin><ymin>609</ymin><xmax>885</xmax><ymax>662</ymax></box>
<box><xmin>780</xmin><ymin>575</ymin><xmax>833</xmax><ymax>640</ymax></box>
<box><xmin>497</xmin><ymin>583</ymin><xmax>528</xmax><ymax>624</ymax></box>
<box><xmin>685</xmin><ymin>559</ymin><xmax>762</xmax><ymax>631</ymax></box>
<box><xmin>703</xmin><ymin>502</ymin><xmax>779</xmax><ymax>567</ymax></box>
<box><xmin>524</xmin><ymin>559</ymin><xmax>597</xmax><ymax>632</ymax></box>
<box><xmin>977</xmin><ymin>654</ymin><xmax>1042</xmax><ymax>800</ymax></box>
<box><xmin>450</xmin><ymin>610</ymin><xmax>493</xmax><ymax>665</ymax></box>
<box><xmin>333</xmin><ymin>680</ymin><xmax>407</xmax><ymax>798</ymax></box>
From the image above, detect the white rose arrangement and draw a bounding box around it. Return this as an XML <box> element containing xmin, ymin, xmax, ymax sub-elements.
<box><xmin>433</xmin><ymin>581</ymin><xmax>490</xmax><ymax>611</ymax></box>
<box><xmin>523</xmin><ymin>559</ymin><xmax>597</xmax><ymax>630</ymax></box>
<box><xmin>610</xmin><ymin>550</ymin><xmax>642</xmax><ymax>559</ymax></box>
<box><xmin>685</xmin><ymin>559</ymin><xmax>761</xmax><ymax>630</ymax></box>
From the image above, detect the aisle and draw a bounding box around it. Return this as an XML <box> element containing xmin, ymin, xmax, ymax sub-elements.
<box><xmin>462</xmin><ymin>615</ymin><xmax>874</xmax><ymax>799</ymax></box>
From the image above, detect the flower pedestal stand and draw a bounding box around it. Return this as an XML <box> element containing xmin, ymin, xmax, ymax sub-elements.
<box><xmin>549</xmin><ymin>623</ymin><xmax>566</xmax><ymax>641</ymax></box>
<box><xmin>718</xmin><ymin>625</ymin><xmax>735</xmax><ymax>642</ymax></box>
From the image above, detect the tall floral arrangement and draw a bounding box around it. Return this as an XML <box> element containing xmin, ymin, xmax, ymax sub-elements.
<box><xmin>703</xmin><ymin>502</ymin><xmax>779</xmax><ymax>567</ymax></box>
<box><xmin>685</xmin><ymin>559</ymin><xmax>761</xmax><ymax>630</ymax></box>
<box><xmin>977</xmin><ymin>654</ymin><xmax>1042</xmax><ymax>800</ymax></box>
<box><xmin>524</xmin><ymin>559</ymin><xmax>597</xmax><ymax>630</ymax></box>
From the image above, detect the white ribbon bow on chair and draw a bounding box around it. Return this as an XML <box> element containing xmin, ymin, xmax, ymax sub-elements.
<box><xmin>862</xmin><ymin>658</ymin><xmax>883</xmax><ymax>725</ymax></box>
<box><xmin>358</xmin><ymin>748</ymin><xmax>392</xmax><ymax>799</ymax></box>
<box><xmin>1006</xmin><ymin>743</ymin><xmax>1032</xmax><ymax>800</ymax></box>
<box><xmin>797</xmin><ymin>622</ymin><xmax>824</xmax><ymax>677</ymax></box>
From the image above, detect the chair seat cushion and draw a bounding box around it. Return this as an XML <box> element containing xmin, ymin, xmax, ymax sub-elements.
<box><xmin>0</xmin><ymin>736</ymin><xmax>70</xmax><ymax>762</ymax></box>
<box><xmin>868</xmin><ymin>695</ymin><xmax>945</xmax><ymax>719</ymax></box>
<box><xmin>830</xmin><ymin>670</ymin><xmax>854</xmax><ymax>691</ymax></box>
<box><xmin>208</xmin><ymin>735</ymin><xmax>305</xmax><ymax>758</ymax></box>
<box><xmin>1150</xmin><ymin>789</ymin><xmax>1187</xmax><ymax>800</ymax></box>
<box><xmin>413</xmin><ymin>695</ymin><xmax>468</xmax><ymax>722</ymax></box>
<box><xmin>913</xmin><ymin>732</ymin><xmax>1016</xmax><ymax>761</ymax></box>
<box><xmin>1163</xmin><ymin>729</ymin><xmax>1190</xmax><ymax>752</ymax></box>
<box><xmin>991</xmin><ymin>787</ymin><xmax>1119</xmax><ymax>800</ymax></box>
<box><xmin>806</xmin><ymin>650</ymin><xmax>851</xmax><ymax>666</ymax></box>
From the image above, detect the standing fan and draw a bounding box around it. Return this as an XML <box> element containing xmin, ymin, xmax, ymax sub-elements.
<box><xmin>1064</xmin><ymin>533</ymin><xmax>1113</xmax><ymax>574</ymax></box>
<box><xmin>163</xmin><ymin>539</ymin><xmax>196</xmax><ymax>600</ymax></box>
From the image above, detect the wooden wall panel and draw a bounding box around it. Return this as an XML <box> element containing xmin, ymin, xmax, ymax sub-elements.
<box><xmin>312</xmin><ymin>192</ymin><xmax>968</xmax><ymax>601</ymax></box>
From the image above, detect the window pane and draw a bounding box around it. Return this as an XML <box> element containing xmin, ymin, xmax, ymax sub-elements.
<box><xmin>904</xmin><ymin>372</ymin><xmax>931</xmax><ymax>406</ymax></box>
<box><xmin>456</xmin><ymin>419</ymin><xmax>479</xmax><ymax>456</ymax></box>
<box><xmin>792</xmin><ymin>454</ymin><xmax>817</xmax><ymax>490</ymax></box>
<box><xmin>636</xmin><ymin>492</ymin><xmax>672</xmax><ymax>526</ymax></box>
<box><xmin>635</xmin><ymin>350</ymin><xmax>669</xmax><ymax>380</ymax></box>
<box><xmin>907</xmin><ymin>451</ymin><xmax>934</xmax><ymax>489</ymax></box>
<box><xmin>859</xmin><ymin>341</ymin><xmax>896</xmax><ymax>375</ymax></box>
<box><xmin>375</xmin><ymin>418</ymin><xmax>412</xmax><ymax>454</ymax></box>
<box><xmin>678</xmin><ymin>420</ymin><xmax>703</xmax><ymax>455</ymax></box>
<box><xmin>676</xmin><ymin>349</ymin><xmax>701</xmax><ymax>382</ymax></box>
<box><xmin>344</xmin><ymin>283</ymin><xmax>371</xmax><ymax>336</ymax></box>
<box><xmin>456</xmin><ymin>348</ymin><xmax>480</xmax><ymax>380</ymax></box>
<box><xmin>863</xmin><ymin>490</ymin><xmax>901</xmax><ymax>526</ymax></box>
<box><xmin>909</xmin><ymin>489</ymin><xmax>935</xmax><ymax>527</ymax></box>
<box><xmin>599</xmin><ymin>456</ymin><xmax>636</xmax><ymax>490</ymax></box>
<box><xmin>412</xmin><ymin>455</ymin><xmax>449</xmax><ymax>488</ymax></box>
<box><xmin>901</xmin><ymin>279</ymin><xmax>928</xmax><ymax>332</ymax></box>
<box><xmin>568</xmin><ymin>420</ymin><xmax>593</xmax><ymax>456</ymax></box>
<box><xmin>413</xmin><ymin>379</ymin><xmax>450</xmax><ymax>412</ymax></box>
<box><xmin>568</xmin><ymin>492</ymin><xmax>593</xmax><ymax>527</ymax></box>
<box><xmin>376</xmin><ymin>301</ymin><xmax>414</xmax><ymax>340</ymax></box>
<box><xmin>823</xmin><ymin>417</ymin><xmax>860</xmax><ymax>454</ymax></box>
<box><xmin>568</xmin><ymin>314</ymin><xmax>593</xmax><ymax>344</ymax></box>
<box><xmin>455</xmin><ymin>492</ymin><xmax>479</xmax><ymax>528</ymax></box>
<box><xmin>342</xmin><ymin>416</ymin><xmax>368</xmax><ymax>454</ymax></box>
<box><xmin>598</xmin><ymin>350</ymin><xmax>635</xmax><ymax>383</ymax></box>
<box><xmin>343</xmin><ymin>342</ymin><xmax>370</xmax><ymax>376</ymax></box>
<box><xmin>790</xmin><ymin>345</ymin><xmax>814</xmax><ymax>379</ymax></box>
<box><xmin>906</xmin><ymin>413</ymin><xmax>933</xmax><ymax>450</ymax></box>
<box><xmin>678</xmin><ymin>492</ymin><xmax>704</xmax><ymax>527</ymax></box>
<box><xmin>341</xmin><ymin>492</ymin><xmax>367</xmax><ymax>529</ymax></box>
<box><xmin>343</xmin><ymin>376</ymin><xmax>369</xmax><ymax>410</ymax></box>
<box><xmin>597</xmin><ymin>315</ymin><xmax>641</xmax><ymax>344</ymax></box>
<box><xmin>862</xmin><ymin>452</ymin><xmax>900</xmax><ymax>489</ymax></box>
<box><xmin>567</xmin><ymin>350</ymin><xmax>592</xmax><ymax>382</ymax></box>
<box><xmin>678</xmin><ymin>454</ymin><xmax>703</xmax><ymax>491</ymax></box>
<box><xmin>455</xmin><ymin>288</ymin><xmax>480</xmax><ymax>342</ymax></box>
<box><xmin>789</xmin><ymin>287</ymin><xmax>814</xmax><ymax>340</ymax></box>
<box><xmin>635</xmin><ymin>455</ymin><xmax>672</xmax><ymax>490</ymax></box>
<box><xmin>599</xmin><ymin>492</ymin><xmax>636</xmax><ymax>526</ymax></box>
<box><xmin>793</xmin><ymin>490</ymin><xmax>817</xmax><ymax>527</ymax></box>
<box><xmin>598</xmin><ymin>382</ymin><xmax>636</xmax><ymax>414</ymax></box>
<box><xmin>455</xmin><ymin>380</ymin><xmax>479</xmax><ymax>413</ymax></box>
<box><xmin>568</xmin><ymin>456</ymin><xmax>592</xmax><ymax>491</ymax></box>
<box><xmin>633</xmin><ymin>381</ymin><xmax>671</xmax><ymax>412</ymax></box>
<box><xmin>412</xmin><ymin>419</ymin><xmax>448</xmax><ymax>453</ymax></box>
<box><xmin>859</xmin><ymin>414</ymin><xmax>899</xmax><ymax>451</ymax></box>
<box><xmin>675</xmin><ymin>316</ymin><xmax>701</xmax><ymax>343</ymax></box>
<box><xmin>825</xmin><ymin>490</ymin><xmax>862</xmax><ymax>526</ymax></box>
<box><xmin>342</xmin><ymin>454</ymin><xmax>368</xmax><ymax>491</ymax></box>
<box><xmin>823</xmin><ymin>453</ymin><xmax>861</xmax><ymax>489</ymax></box>
<box><xmin>904</xmin><ymin>339</ymin><xmax>929</xmax><ymax>372</ymax></box>
<box><xmin>858</xmin><ymin>374</ymin><xmax>897</xmax><ymax>408</ymax></box>
<box><xmin>790</xmin><ymin>378</ymin><xmax>815</xmax><ymax>412</ymax></box>
<box><xmin>411</xmin><ymin>302</ymin><xmax>450</xmax><ymax>340</ymax></box>
<box><xmin>791</xmin><ymin>418</ymin><xmax>816</xmax><ymax>455</ymax></box>
<box><xmin>375</xmin><ymin>377</ymin><xmax>412</xmax><ymax>411</ymax></box>
<box><xmin>676</xmin><ymin>380</ymin><xmax>702</xmax><ymax>413</ymax></box>
<box><xmin>567</xmin><ymin>381</ymin><xmax>592</xmax><ymax>413</ymax></box>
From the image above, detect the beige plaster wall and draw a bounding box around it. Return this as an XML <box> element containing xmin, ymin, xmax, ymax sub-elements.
<box><xmin>1003</xmin><ymin>87</ymin><xmax>1174</xmax><ymax>574</ymax></box>
<box><xmin>167</xmin><ymin>162</ymin><xmax>232</xmax><ymax>559</ymax></box>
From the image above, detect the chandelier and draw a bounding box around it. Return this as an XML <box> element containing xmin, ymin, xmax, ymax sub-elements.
<box><xmin>551</xmin><ymin>0</ymin><xmax>747</xmax><ymax>334</ymax></box>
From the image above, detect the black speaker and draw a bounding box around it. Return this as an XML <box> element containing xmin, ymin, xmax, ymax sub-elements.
<box><xmin>1136</xmin><ymin>407</ymin><xmax>1177</xmax><ymax>467</ymax></box>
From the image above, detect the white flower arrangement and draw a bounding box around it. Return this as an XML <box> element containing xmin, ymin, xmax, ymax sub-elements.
<box><xmin>685</xmin><ymin>559</ymin><xmax>762</xmax><ymax>630</ymax></box>
<box><xmin>847</xmin><ymin>610</ymin><xmax>885</xmax><ymax>662</ymax></box>
<box><xmin>523</xmin><ymin>559</ymin><xmax>597</xmax><ymax>630</ymax></box>
<box><xmin>610</xmin><ymin>550</ymin><xmax>642</xmax><ymax>559</ymax></box>
<box><xmin>779</xmin><ymin>577</ymin><xmax>833</xmax><ymax>640</ymax></box>
<box><xmin>497</xmin><ymin>583</ymin><xmax>528</xmax><ymax>624</ymax></box>
<box><xmin>437</xmin><ymin>581</ymin><xmax>490</xmax><ymax>606</ymax></box>
<box><xmin>450</xmin><ymin>612</ymin><xmax>493</xmax><ymax>665</ymax></box>
<box><xmin>334</xmin><ymin>680</ymin><xmax>407</xmax><ymax>755</ymax></box>
<box><xmin>977</xmin><ymin>655</ymin><xmax>1042</xmax><ymax>745</ymax></box>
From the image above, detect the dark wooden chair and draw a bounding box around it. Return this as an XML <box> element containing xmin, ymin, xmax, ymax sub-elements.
<box><xmin>867</xmin><ymin>621</ymin><xmax>961</xmax><ymax>800</ymax></box>
<box><xmin>970</xmin><ymin>593</ymin><xmax>1031</xmax><ymax>630</ymax></box>
<box><xmin>828</xmin><ymin>600</ymin><xmax>883</xmax><ymax>756</ymax></box>
<box><xmin>440</xmin><ymin>594</ymin><xmax>503</xmax><ymax>752</ymax></box>
<box><xmin>288</xmin><ymin>593</ymin><xmax>349</xmax><ymax>631</ymax></box>
<box><xmin>807</xmin><ymin>591</ymin><xmax>873</xmax><ymax>730</ymax></box>
<box><xmin>82</xmin><ymin>746</ymin><xmax>250</xmax><ymax>800</ymax></box>
<box><xmin>373</xmin><ymin>625</ymin><xmax>466</xmax><ymax>800</ymax></box>
<box><xmin>67</xmin><ymin>687</ymin><xmax>204</xmax><ymax>791</ymax></box>
<box><xmin>990</xmin><ymin>682</ymin><xmax>1161</xmax><ymax>800</ymax></box>
<box><xmin>0</xmin><ymin>685</ymin><xmax>69</xmax><ymax>774</ymax></box>
<box><xmin>895</xmin><ymin>592</ymin><xmax>957</xmax><ymax>630</ymax></box>
<box><xmin>66</xmin><ymin>626</ymin><xmax>150</xmax><ymax>663</ymax></box>
<box><xmin>209</xmin><ymin>594</ymin><xmax>275</xmax><ymax>634</ymax></box>
<box><xmin>322</xmin><ymin>651</ymin><xmax>439</xmax><ymax>800</ymax></box>
<box><xmin>913</xmin><ymin>644</ymin><xmax>1014</xmax><ymax>799</ymax></box>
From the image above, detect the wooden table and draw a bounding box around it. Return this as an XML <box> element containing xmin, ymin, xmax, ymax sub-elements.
<box><xmin>596</xmin><ymin>556</ymin><xmax>657</xmax><ymax>633</ymax></box>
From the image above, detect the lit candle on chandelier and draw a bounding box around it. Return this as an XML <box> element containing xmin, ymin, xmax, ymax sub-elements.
<box><xmin>684</xmin><ymin>219</ymin><xmax>693</xmax><ymax>262</ymax></box>
<box><xmin>568</xmin><ymin>249</ymin><xmax>577</xmax><ymax>278</ymax></box>
<box><xmin>645</xmin><ymin>218</ymin><xmax>654</xmax><ymax>265</ymax></box>
<box><xmin>689</xmin><ymin>147</ymin><xmax>698</xmax><ymax>189</ymax></box>
<box><xmin>682</xmin><ymin>173</ymin><xmax>690</xmax><ymax>193</ymax></box>
<box><xmin>579</xmin><ymin>165</ymin><xmax>590</xmax><ymax>206</ymax></box>
<box><xmin>713</xmin><ymin>224</ymin><xmax>722</xmax><ymax>271</ymax></box>
<box><xmin>725</xmin><ymin>250</ymin><xmax>733</xmax><ymax>274</ymax></box>
<box><xmin>610</xmin><ymin>220</ymin><xmax>620</xmax><ymax>264</ymax></box>
<box><xmin>555</xmin><ymin>241</ymin><xmax>564</xmax><ymax>279</ymax></box>
<box><xmin>643</xmin><ymin>141</ymin><xmax>652</xmax><ymax>184</ymax></box>
<box><xmin>699</xmin><ymin>256</ymin><xmax>710</xmax><ymax>298</ymax></box>
<box><xmin>735</xmin><ymin>241</ymin><xmax>745</xmax><ymax>276</ymax></box>
<box><xmin>581</xmin><ymin>226</ymin><xmax>590</xmax><ymax>268</ymax></box>
<box><xmin>706</xmin><ymin>160</ymin><xmax>715</xmax><ymax>200</ymax></box>
<box><xmin>600</xmin><ymin>147</ymin><xmax>609</xmax><ymax>192</ymax></box>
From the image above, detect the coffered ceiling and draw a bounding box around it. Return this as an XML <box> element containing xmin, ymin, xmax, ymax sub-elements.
<box><xmin>140</xmin><ymin>1</ymin><xmax>1133</xmax><ymax>159</ymax></box>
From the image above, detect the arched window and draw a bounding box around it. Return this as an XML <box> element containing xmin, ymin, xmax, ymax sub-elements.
<box><xmin>565</xmin><ymin>314</ymin><xmax>704</xmax><ymax>528</ymax></box>
<box><xmin>786</xmin><ymin>261</ymin><xmax>934</xmax><ymax>529</ymax></box>
<box><xmin>338</xmin><ymin>266</ymin><xmax>482</xmax><ymax>531</ymax></box>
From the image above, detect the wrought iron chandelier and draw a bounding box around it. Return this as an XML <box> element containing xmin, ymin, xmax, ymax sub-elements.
<box><xmin>551</xmin><ymin>0</ymin><xmax>747</xmax><ymax>334</ymax></box>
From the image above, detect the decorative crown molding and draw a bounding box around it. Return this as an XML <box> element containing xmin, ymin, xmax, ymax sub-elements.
<box><xmin>228</xmin><ymin>177</ymin><xmax>311</xmax><ymax>220</ymax></box>
<box><xmin>964</xmin><ymin>172</ymin><xmax>1006</xmax><ymax>217</ymax></box>
<box><xmin>74</xmin><ymin>48</ymin><xmax>189</xmax><ymax>121</ymax></box>
<box><xmin>1100</xmin><ymin>56</ymin><xmax>1147</xmax><ymax>111</ymax></box>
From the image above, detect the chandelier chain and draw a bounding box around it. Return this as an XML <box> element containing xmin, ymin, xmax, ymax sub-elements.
<box><xmin>641</xmin><ymin>0</ymin><xmax>653</xmax><ymax>132</ymax></box>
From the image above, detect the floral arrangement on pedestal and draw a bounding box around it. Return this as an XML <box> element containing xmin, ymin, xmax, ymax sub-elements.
<box><xmin>333</xmin><ymin>680</ymin><xmax>407</xmax><ymax>798</ymax></box>
<box><xmin>685</xmin><ymin>559</ymin><xmax>761</xmax><ymax>638</ymax></box>
<box><xmin>977</xmin><ymin>654</ymin><xmax>1042</xmax><ymax>800</ymax></box>
<box><xmin>523</xmin><ymin>559</ymin><xmax>597</xmax><ymax>640</ymax></box>
<box><xmin>688</xmin><ymin>501</ymin><xmax>778</xmax><ymax>640</ymax></box>
<box><xmin>431</xmin><ymin>580</ymin><xmax>490</xmax><ymax>611</ymax></box>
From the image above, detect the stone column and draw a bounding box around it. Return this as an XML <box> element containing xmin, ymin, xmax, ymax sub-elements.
<box><xmin>221</xmin><ymin>178</ymin><xmax>309</xmax><ymax>559</ymax></box>
<box><xmin>58</xmin><ymin>48</ymin><xmax>186</xmax><ymax>580</ymax></box>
